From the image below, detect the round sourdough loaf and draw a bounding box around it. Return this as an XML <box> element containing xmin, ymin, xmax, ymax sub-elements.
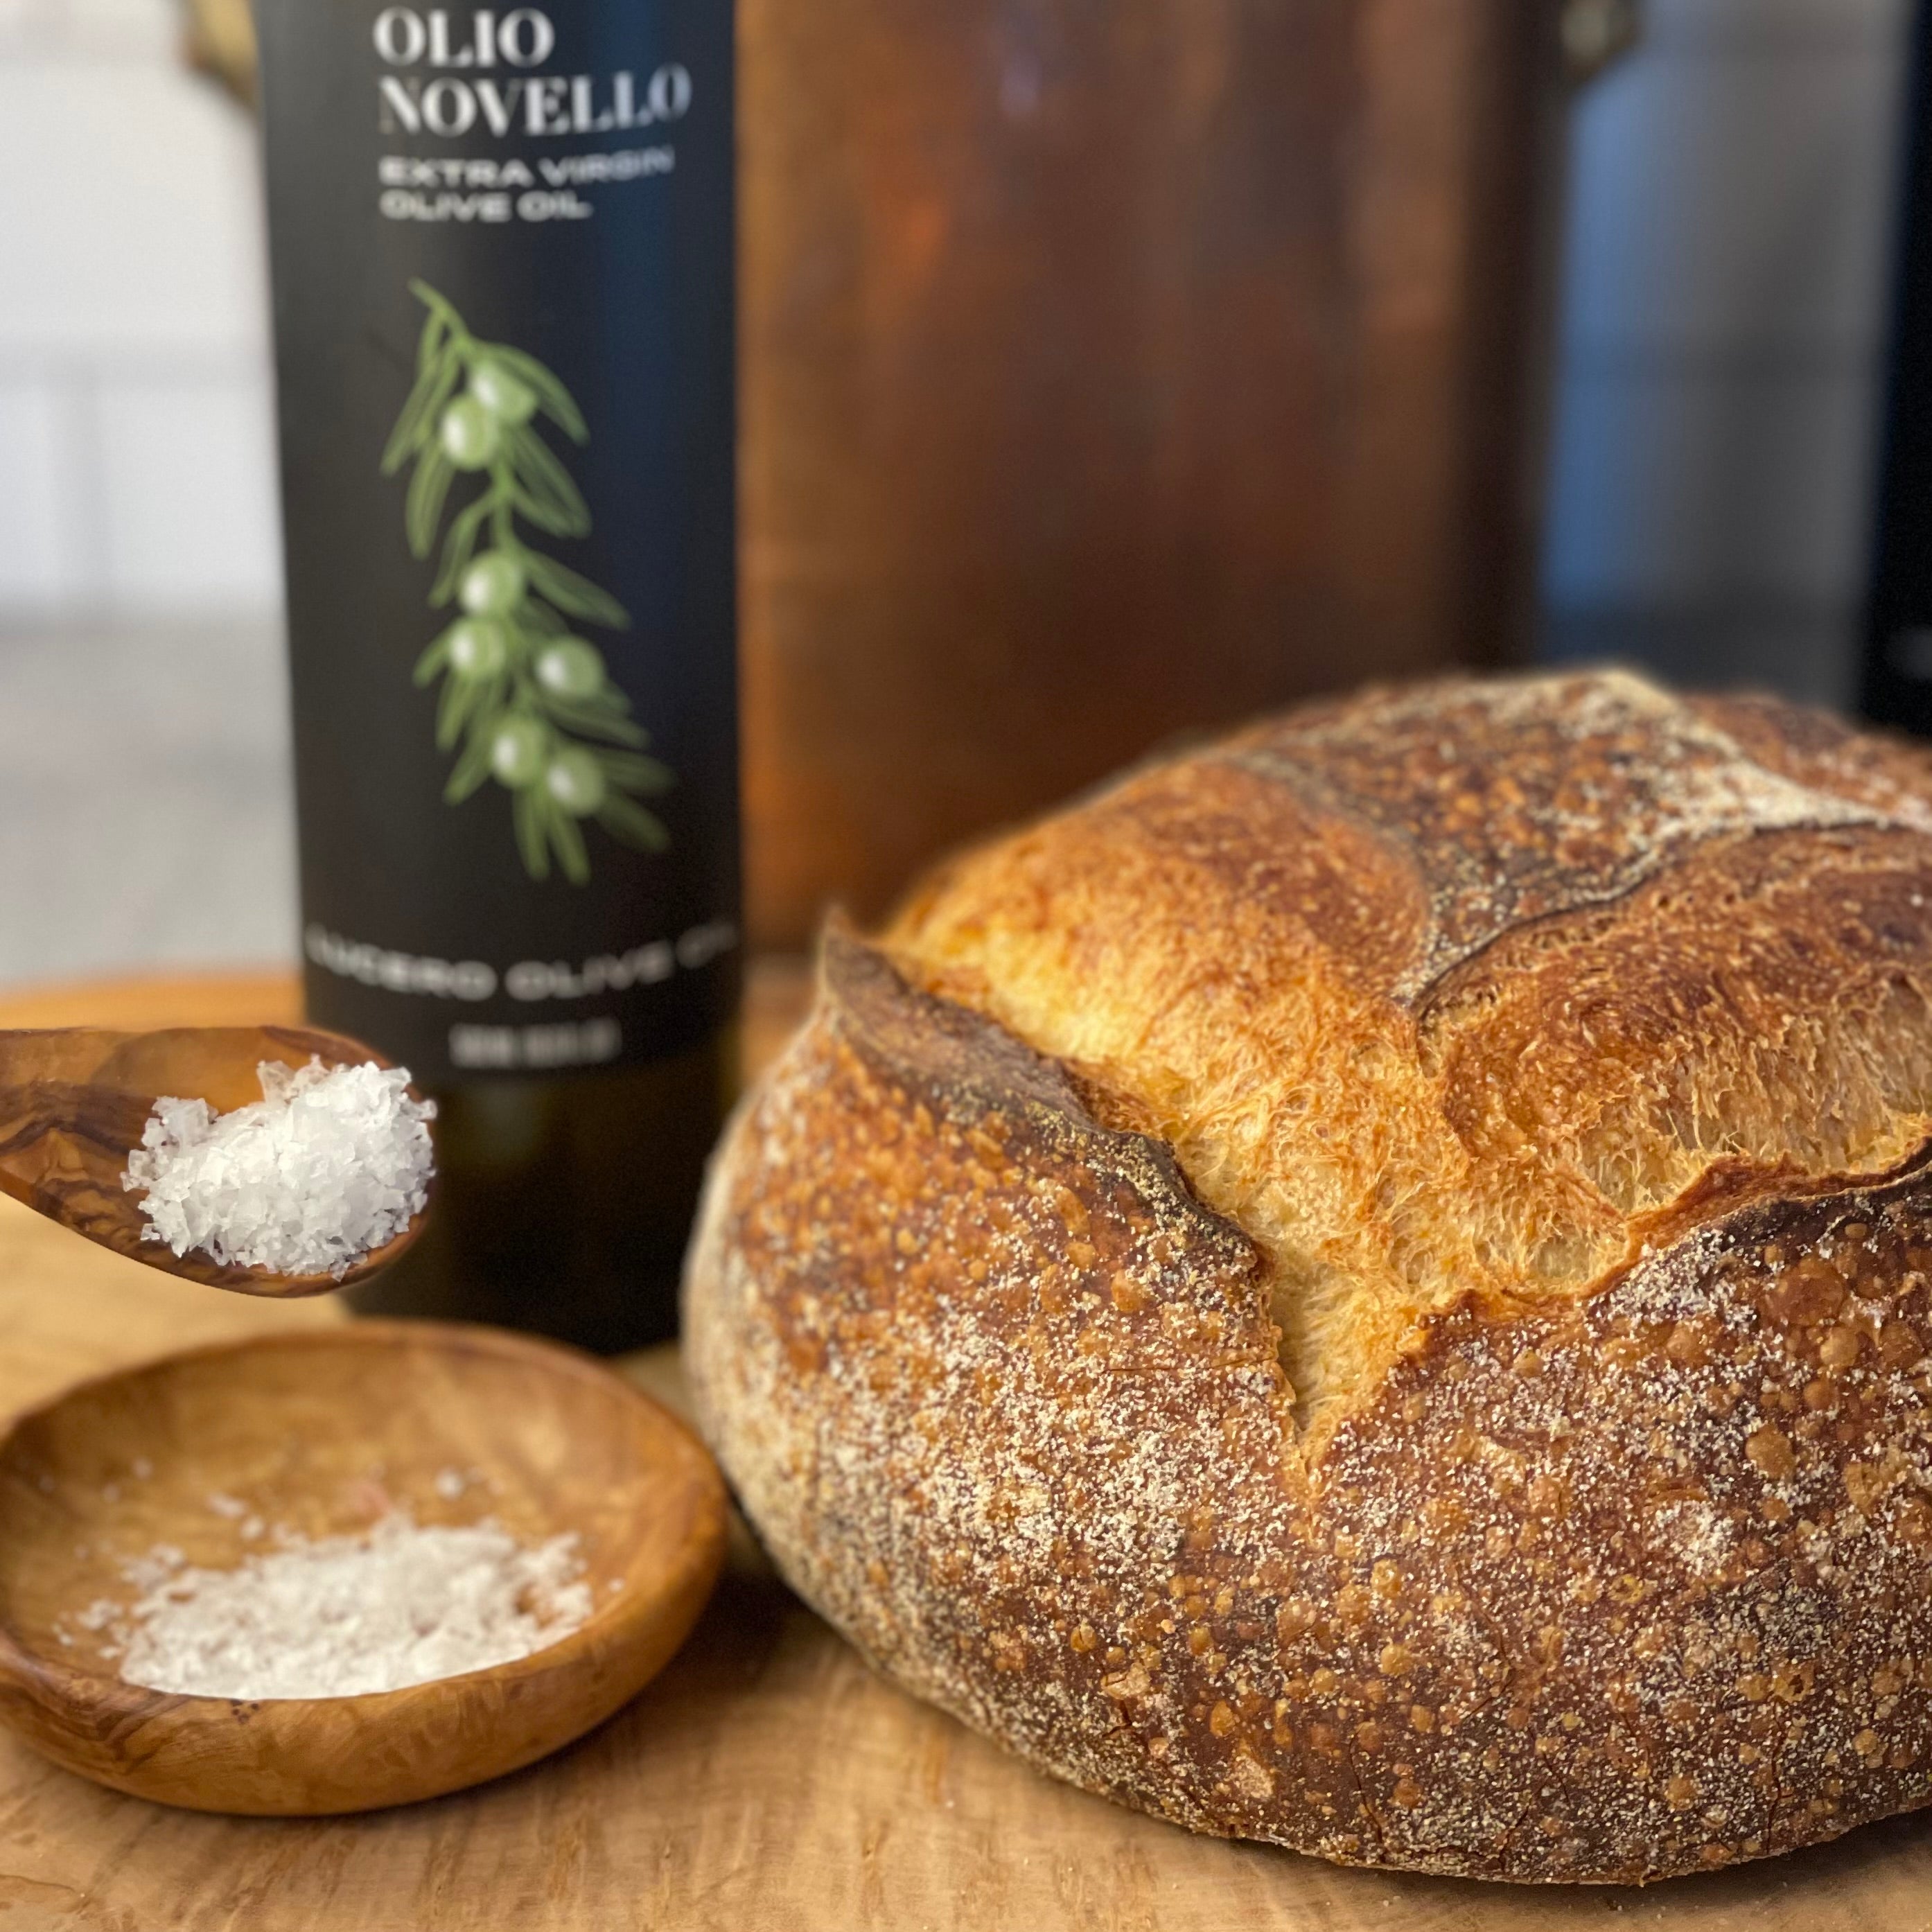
<box><xmin>684</xmin><ymin>670</ymin><xmax>1932</xmax><ymax>1882</ymax></box>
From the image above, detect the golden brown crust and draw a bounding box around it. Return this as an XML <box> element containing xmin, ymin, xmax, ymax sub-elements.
<box><xmin>1219</xmin><ymin>674</ymin><xmax>1932</xmax><ymax>1005</ymax></box>
<box><xmin>881</xmin><ymin>669</ymin><xmax>1932</xmax><ymax>1419</ymax></box>
<box><xmin>683</xmin><ymin>671</ymin><xmax>1932</xmax><ymax>1881</ymax></box>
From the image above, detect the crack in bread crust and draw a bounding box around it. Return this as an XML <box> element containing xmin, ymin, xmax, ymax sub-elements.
<box><xmin>881</xmin><ymin>672</ymin><xmax>1932</xmax><ymax>1423</ymax></box>
<box><xmin>1221</xmin><ymin>671</ymin><xmax>1932</xmax><ymax>1005</ymax></box>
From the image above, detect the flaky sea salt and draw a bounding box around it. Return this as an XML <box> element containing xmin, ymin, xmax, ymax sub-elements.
<box><xmin>91</xmin><ymin>1511</ymin><xmax>592</xmax><ymax>1700</ymax></box>
<box><xmin>123</xmin><ymin>1058</ymin><xmax>435</xmax><ymax>1279</ymax></box>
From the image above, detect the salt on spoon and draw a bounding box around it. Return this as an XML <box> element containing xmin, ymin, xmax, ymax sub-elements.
<box><xmin>0</xmin><ymin>1022</ymin><xmax>434</xmax><ymax>1292</ymax></box>
<box><xmin>123</xmin><ymin>1058</ymin><xmax>436</xmax><ymax>1281</ymax></box>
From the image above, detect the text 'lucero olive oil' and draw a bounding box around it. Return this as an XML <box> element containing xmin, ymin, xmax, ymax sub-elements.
<box><xmin>256</xmin><ymin>1</ymin><xmax>738</xmax><ymax>1350</ymax></box>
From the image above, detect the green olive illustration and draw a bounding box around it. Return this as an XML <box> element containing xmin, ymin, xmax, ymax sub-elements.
<box><xmin>447</xmin><ymin>617</ymin><xmax>509</xmax><ymax>678</ymax></box>
<box><xmin>468</xmin><ymin>357</ymin><xmax>538</xmax><ymax>425</ymax></box>
<box><xmin>488</xmin><ymin>714</ymin><xmax>550</xmax><ymax>788</ymax></box>
<box><xmin>534</xmin><ymin>637</ymin><xmax>606</xmax><ymax>700</ymax></box>
<box><xmin>439</xmin><ymin>395</ymin><xmax>502</xmax><ymax>471</ymax></box>
<box><xmin>389</xmin><ymin>284</ymin><xmax>669</xmax><ymax>882</ymax></box>
<box><xmin>459</xmin><ymin>552</ymin><xmax>527</xmax><ymax>617</ymax></box>
<box><xmin>543</xmin><ymin>746</ymin><xmax>608</xmax><ymax>816</ymax></box>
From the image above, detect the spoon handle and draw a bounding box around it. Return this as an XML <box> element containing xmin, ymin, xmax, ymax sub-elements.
<box><xmin>0</xmin><ymin>1068</ymin><xmax>157</xmax><ymax>1271</ymax></box>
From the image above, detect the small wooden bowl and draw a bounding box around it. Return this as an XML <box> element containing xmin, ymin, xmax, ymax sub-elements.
<box><xmin>0</xmin><ymin>1321</ymin><xmax>727</xmax><ymax>1814</ymax></box>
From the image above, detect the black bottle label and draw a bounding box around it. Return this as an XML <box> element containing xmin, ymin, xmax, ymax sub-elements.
<box><xmin>258</xmin><ymin>1</ymin><xmax>737</xmax><ymax>1084</ymax></box>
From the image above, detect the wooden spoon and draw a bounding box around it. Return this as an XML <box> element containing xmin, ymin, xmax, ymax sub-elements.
<box><xmin>0</xmin><ymin>1321</ymin><xmax>728</xmax><ymax>1814</ymax></box>
<box><xmin>0</xmin><ymin>1024</ymin><xmax>431</xmax><ymax>1296</ymax></box>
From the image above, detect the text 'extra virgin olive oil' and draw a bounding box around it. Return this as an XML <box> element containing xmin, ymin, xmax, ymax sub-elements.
<box><xmin>256</xmin><ymin>1</ymin><xmax>738</xmax><ymax>1351</ymax></box>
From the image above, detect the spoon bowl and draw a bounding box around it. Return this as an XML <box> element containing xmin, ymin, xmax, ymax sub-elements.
<box><xmin>0</xmin><ymin>1321</ymin><xmax>727</xmax><ymax>1814</ymax></box>
<box><xmin>0</xmin><ymin>1024</ymin><xmax>432</xmax><ymax>1294</ymax></box>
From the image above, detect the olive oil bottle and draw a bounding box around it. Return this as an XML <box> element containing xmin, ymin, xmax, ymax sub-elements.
<box><xmin>256</xmin><ymin>1</ymin><xmax>738</xmax><ymax>1351</ymax></box>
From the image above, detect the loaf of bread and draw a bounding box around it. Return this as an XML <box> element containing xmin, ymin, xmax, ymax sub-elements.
<box><xmin>684</xmin><ymin>669</ymin><xmax>1932</xmax><ymax>1883</ymax></box>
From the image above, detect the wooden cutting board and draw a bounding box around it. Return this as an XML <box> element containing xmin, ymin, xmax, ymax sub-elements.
<box><xmin>0</xmin><ymin>970</ymin><xmax>1929</xmax><ymax>1931</ymax></box>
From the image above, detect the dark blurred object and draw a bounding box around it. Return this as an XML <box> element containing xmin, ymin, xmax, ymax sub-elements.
<box><xmin>179</xmin><ymin>0</ymin><xmax>256</xmax><ymax>105</ymax></box>
<box><xmin>741</xmin><ymin>1</ymin><xmax>1577</xmax><ymax>945</ymax></box>
<box><xmin>1865</xmin><ymin>3</ymin><xmax>1932</xmax><ymax>735</ymax></box>
<box><xmin>173</xmin><ymin>3</ymin><xmax>1591</xmax><ymax>944</ymax></box>
<box><xmin>1561</xmin><ymin>0</ymin><xmax>1640</xmax><ymax>85</ymax></box>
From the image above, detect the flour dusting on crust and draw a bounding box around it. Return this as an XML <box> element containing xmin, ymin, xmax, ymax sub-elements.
<box><xmin>1227</xmin><ymin>669</ymin><xmax>1932</xmax><ymax>1003</ymax></box>
<box><xmin>685</xmin><ymin>675</ymin><xmax>1932</xmax><ymax>1883</ymax></box>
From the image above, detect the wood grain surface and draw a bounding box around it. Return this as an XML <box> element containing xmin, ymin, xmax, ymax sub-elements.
<box><xmin>0</xmin><ymin>972</ymin><xmax>1926</xmax><ymax>1929</ymax></box>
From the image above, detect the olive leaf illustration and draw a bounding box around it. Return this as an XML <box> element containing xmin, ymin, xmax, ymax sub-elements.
<box><xmin>383</xmin><ymin>280</ymin><xmax>671</xmax><ymax>884</ymax></box>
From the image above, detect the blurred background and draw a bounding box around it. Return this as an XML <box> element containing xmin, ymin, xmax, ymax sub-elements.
<box><xmin>0</xmin><ymin>0</ymin><xmax>1913</xmax><ymax>987</ymax></box>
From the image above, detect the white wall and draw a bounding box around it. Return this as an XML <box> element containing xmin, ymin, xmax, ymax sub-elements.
<box><xmin>0</xmin><ymin>0</ymin><xmax>280</xmax><ymax>617</ymax></box>
<box><xmin>1543</xmin><ymin>0</ymin><xmax>1912</xmax><ymax>701</ymax></box>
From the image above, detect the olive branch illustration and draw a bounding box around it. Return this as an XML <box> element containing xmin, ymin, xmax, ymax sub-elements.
<box><xmin>381</xmin><ymin>279</ymin><xmax>671</xmax><ymax>884</ymax></box>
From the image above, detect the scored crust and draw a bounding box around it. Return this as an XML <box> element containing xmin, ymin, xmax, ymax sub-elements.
<box><xmin>683</xmin><ymin>669</ymin><xmax>1932</xmax><ymax>1882</ymax></box>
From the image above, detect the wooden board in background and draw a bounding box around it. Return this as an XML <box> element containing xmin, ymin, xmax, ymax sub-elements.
<box><xmin>0</xmin><ymin>972</ymin><xmax>1929</xmax><ymax>1931</ymax></box>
